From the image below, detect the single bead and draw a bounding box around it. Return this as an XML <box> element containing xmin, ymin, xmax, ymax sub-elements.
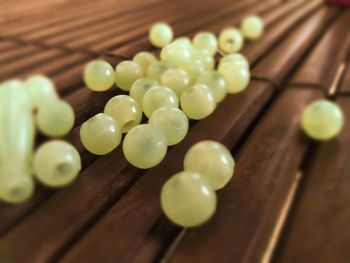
<box><xmin>133</xmin><ymin>51</ymin><xmax>158</xmax><ymax>73</ymax></box>
<box><xmin>130</xmin><ymin>78</ymin><xmax>158</xmax><ymax>109</ymax></box>
<box><xmin>172</xmin><ymin>37</ymin><xmax>193</xmax><ymax>50</ymax></box>
<box><xmin>218</xmin><ymin>53</ymin><xmax>249</xmax><ymax>70</ymax></box>
<box><xmin>193</xmin><ymin>32</ymin><xmax>218</xmax><ymax>56</ymax></box>
<box><xmin>80</xmin><ymin>113</ymin><xmax>122</xmax><ymax>155</ymax></box>
<box><xmin>161</xmin><ymin>171</ymin><xmax>217</xmax><ymax>227</ymax></box>
<box><xmin>180</xmin><ymin>84</ymin><xmax>216</xmax><ymax>120</ymax></box>
<box><xmin>149</xmin><ymin>107</ymin><xmax>189</xmax><ymax>146</ymax></box>
<box><xmin>241</xmin><ymin>15</ymin><xmax>264</xmax><ymax>40</ymax></box>
<box><xmin>160</xmin><ymin>42</ymin><xmax>192</xmax><ymax>67</ymax></box>
<box><xmin>301</xmin><ymin>99</ymin><xmax>344</xmax><ymax>141</ymax></box>
<box><xmin>196</xmin><ymin>71</ymin><xmax>227</xmax><ymax>103</ymax></box>
<box><xmin>219</xmin><ymin>27</ymin><xmax>244</xmax><ymax>53</ymax></box>
<box><xmin>83</xmin><ymin>60</ymin><xmax>115</xmax><ymax>92</ymax></box>
<box><xmin>184</xmin><ymin>141</ymin><xmax>235</xmax><ymax>190</ymax></box>
<box><xmin>115</xmin><ymin>61</ymin><xmax>143</xmax><ymax>91</ymax></box>
<box><xmin>1</xmin><ymin>79</ymin><xmax>32</xmax><ymax>108</ymax></box>
<box><xmin>161</xmin><ymin>68</ymin><xmax>190</xmax><ymax>97</ymax></box>
<box><xmin>149</xmin><ymin>22</ymin><xmax>173</xmax><ymax>48</ymax></box>
<box><xmin>104</xmin><ymin>95</ymin><xmax>142</xmax><ymax>133</ymax></box>
<box><xmin>25</xmin><ymin>75</ymin><xmax>58</xmax><ymax>109</ymax></box>
<box><xmin>147</xmin><ymin>61</ymin><xmax>172</xmax><ymax>82</ymax></box>
<box><xmin>142</xmin><ymin>85</ymin><xmax>179</xmax><ymax>118</ymax></box>
<box><xmin>123</xmin><ymin>124</ymin><xmax>167</xmax><ymax>169</ymax></box>
<box><xmin>218</xmin><ymin>62</ymin><xmax>250</xmax><ymax>93</ymax></box>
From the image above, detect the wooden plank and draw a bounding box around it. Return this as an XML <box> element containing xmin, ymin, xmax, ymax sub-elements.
<box><xmin>338</xmin><ymin>55</ymin><xmax>350</xmax><ymax>94</ymax></box>
<box><xmin>274</xmin><ymin>97</ymin><xmax>350</xmax><ymax>263</ymax></box>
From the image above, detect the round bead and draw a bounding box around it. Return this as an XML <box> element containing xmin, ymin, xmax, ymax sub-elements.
<box><xmin>147</xmin><ymin>61</ymin><xmax>172</xmax><ymax>82</ymax></box>
<box><xmin>161</xmin><ymin>68</ymin><xmax>190</xmax><ymax>97</ymax></box>
<box><xmin>172</xmin><ymin>37</ymin><xmax>193</xmax><ymax>50</ymax></box>
<box><xmin>36</xmin><ymin>99</ymin><xmax>75</xmax><ymax>137</ymax></box>
<box><xmin>25</xmin><ymin>75</ymin><xmax>58</xmax><ymax>109</ymax></box>
<box><xmin>142</xmin><ymin>85</ymin><xmax>179</xmax><ymax>118</ymax></box>
<box><xmin>115</xmin><ymin>61</ymin><xmax>143</xmax><ymax>91</ymax></box>
<box><xmin>160</xmin><ymin>42</ymin><xmax>192</xmax><ymax>67</ymax></box>
<box><xmin>133</xmin><ymin>52</ymin><xmax>157</xmax><ymax>73</ymax></box>
<box><xmin>104</xmin><ymin>95</ymin><xmax>142</xmax><ymax>133</ymax></box>
<box><xmin>218</xmin><ymin>62</ymin><xmax>250</xmax><ymax>93</ymax></box>
<box><xmin>80</xmin><ymin>113</ymin><xmax>122</xmax><ymax>155</ymax></box>
<box><xmin>123</xmin><ymin>124</ymin><xmax>167</xmax><ymax>169</ymax></box>
<box><xmin>219</xmin><ymin>53</ymin><xmax>249</xmax><ymax>70</ymax></box>
<box><xmin>130</xmin><ymin>78</ymin><xmax>158</xmax><ymax>109</ymax></box>
<box><xmin>1</xmin><ymin>79</ymin><xmax>32</xmax><ymax>108</ymax></box>
<box><xmin>219</xmin><ymin>27</ymin><xmax>244</xmax><ymax>53</ymax></box>
<box><xmin>33</xmin><ymin>140</ymin><xmax>81</xmax><ymax>187</ymax></box>
<box><xmin>149</xmin><ymin>22</ymin><xmax>173</xmax><ymax>48</ymax></box>
<box><xmin>149</xmin><ymin>107</ymin><xmax>189</xmax><ymax>146</ymax></box>
<box><xmin>196</xmin><ymin>71</ymin><xmax>227</xmax><ymax>103</ymax></box>
<box><xmin>193</xmin><ymin>32</ymin><xmax>218</xmax><ymax>56</ymax></box>
<box><xmin>83</xmin><ymin>60</ymin><xmax>115</xmax><ymax>92</ymax></box>
<box><xmin>180</xmin><ymin>84</ymin><xmax>216</xmax><ymax>120</ymax></box>
<box><xmin>184</xmin><ymin>141</ymin><xmax>235</xmax><ymax>190</ymax></box>
<box><xmin>192</xmin><ymin>49</ymin><xmax>215</xmax><ymax>70</ymax></box>
<box><xmin>161</xmin><ymin>171</ymin><xmax>217</xmax><ymax>227</ymax></box>
<box><xmin>241</xmin><ymin>15</ymin><xmax>264</xmax><ymax>40</ymax></box>
<box><xmin>301</xmin><ymin>100</ymin><xmax>344</xmax><ymax>141</ymax></box>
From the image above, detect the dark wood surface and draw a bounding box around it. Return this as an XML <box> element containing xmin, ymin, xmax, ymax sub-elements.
<box><xmin>0</xmin><ymin>0</ymin><xmax>349</xmax><ymax>262</ymax></box>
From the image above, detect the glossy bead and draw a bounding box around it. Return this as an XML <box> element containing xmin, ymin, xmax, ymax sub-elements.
<box><xmin>172</xmin><ymin>37</ymin><xmax>193</xmax><ymax>50</ymax></box>
<box><xmin>193</xmin><ymin>49</ymin><xmax>215</xmax><ymax>70</ymax></box>
<box><xmin>83</xmin><ymin>60</ymin><xmax>115</xmax><ymax>92</ymax></box>
<box><xmin>80</xmin><ymin>113</ymin><xmax>122</xmax><ymax>155</ymax></box>
<box><xmin>241</xmin><ymin>15</ymin><xmax>264</xmax><ymax>40</ymax></box>
<box><xmin>161</xmin><ymin>171</ymin><xmax>217</xmax><ymax>227</ymax></box>
<box><xmin>123</xmin><ymin>124</ymin><xmax>167</xmax><ymax>169</ymax></box>
<box><xmin>1</xmin><ymin>79</ymin><xmax>32</xmax><ymax>108</ymax></box>
<box><xmin>193</xmin><ymin>32</ymin><xmax>218</xmax><ymax>56</ymax></box>
<box><xmin>104</xmin><ymin>95</ymin><xmax>142</xmax><ymax>133</ymax></box>
<box><xmin>219</xmin><ymin>27</ymin><xmax>244</xmax><ymax>53</ymax></box>
<box><xmin>179</xmin><ymin>59</ymin><xmax>205</xmax><ymax>85</ymax></box>
<box><xmin>149</xmin><ymin>22</ymin><xmax>173</xmax><ymax>48</ymax></box>
<box><xmin>33</xmin><ymin>140</ymin><xmax>81</xmax><ymax>187</ymax></box>
<box><xmin>115</xmin><ymin>61</ymin><xmax>143</xmax><ymax>91</ymax></box>
<box><xmin>219</xmin><ymin>53</ymin><xmax>249</xmax><ymax>70</ymax></box>
<box><xmin>196</xmin><ymin>71</ymin><xmax>227</xmax><ymax>103</ymax></box>
<box><xmin>301</xmin><ymin>100</ymin><xmax>344</xmax><ymax>140</ymax></box>
<box><xmin>160</xmin><ymin>42</ymin><xmax>192</xmax><ymax>67</ymax></box>
<box><xmin>180</xmin><ymin>84</ymin><xmax>216</xmax><ymax>120</ymax></box>
<box><xmin>147</xmin><ymin>61</ymin><xmax>172</xmax><ymax>82</ymax></box>
<box><xmin>184</xmin><ymin>141</ymin><xmax>235</xmax><ymax>190</ymax></box>
<box><xmin>218</xmin><ymin>62</ymin><xmax>250</xmax><ymax>93</ymax></box>
<box><xmin>142</xmin><ymin>85</ymin><xmax>179</xmax><ymax>118</ymax></box>
<box><xmin>25</xmin><ymin>75</ymin><xmax>58</xmax><ymax>109</ymax></box>
<box><xmin>130</xmin><ymin>78</ymin><xmax>158</xmax><ymax>109</ymax></box>
<box><xmin>161</xmin><ymin>68</ymin><xmax>190</xmax><ymax>97</ymax></box>
<box><xmin>133</xmin><ymin>52</ymin><xmax>157</xmax><ymax>73</ymax></box>
<box><xmin>149</xmin><ymin>107</ymin><xmax>189</xmax><ymax>146</ymax></box>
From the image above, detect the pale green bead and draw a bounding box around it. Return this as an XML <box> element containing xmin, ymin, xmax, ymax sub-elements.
<box><xmin>301</xmin><ymin>100</ymin><xmax>344</xmax><ymax>141</ymax></box>
<box><xmin>219</xmin><ymin>53</ymin><xmax>249</xmax><ymax>70</ymax></box>
<box><xmin>193</xmin><ymin>32</ymin><xmax>218</xmax><ymax>56</ymax></box>
<box><xmin>219</xmin><ymin>62</ymin><xmax>250</xmax><ymax>93</ymax></box>
<box><xmin>172</xmin><ymin>37</ymin><xmax>193</xmax><ymax>50</ymax></box>
<box><xmin>184</xmin><ymin>141</ymin><xmax>235</xmax><ymax>190</ymax></box>
<box><xmin>149</xmin><ymin>107</ymin><xmax>188</xmax><ymax>146</ymax></box>
<box><xmin>36</xmin><ymin>99</ymin><xmax>75</xmax><ymax>137</ymax></box>
<box><xmin>179</xmin><ymin>59</ymin><xmax>205</xmax><ymax>85</ymax></box>
<box><xmin>180</xmin><ymin>84</ymin><xmax>216</xmax><ymax>120</ymax></box>
<box><xmin>33</xmin><ymin>140</ymin><xmax>81</xmax><ymax>187</ymax></box>
<box><xmin>130</xmin><ymin>78</ymin><xmax>158</xmax><ymax>109</ymax></box>
<box><xmin>133</xmin><ymin>52</ymin><xmax>157</xmax><ymax>73</ymax></box>
<box><xmin>147</xmin><ymin>61</ymin><xmax>172</xmax><ymax>82</ymax></box>
<box><xmin>160</xmin><ymin>42</ymin><xmax>192</xmax><ymax>67</ymax></box>
<box><xmin>80</xmin><ymin>113</ymin><xmax>122</xmax><ymax>155</ymax></box>
<box><xmin>104</xmin><ymin>95</ymin><xmax>142</xmax><ymax>133</ymax></box>
<box><xmin>115</xmin><ymin>61</ymin><xmax>143</xmax><ymax>91</ymax></box>
<box><xmin>142</xmin><ymin>85</ymin><xmax>179</xmax><ymax>118</ymax></box>
<box><xmin>161</xmin><ymin>68</ymin><xmax>190</xmax><ymax>97</ymax></box>
<box><xmin>123</xmin><ymin>124</ymin><xmax>167</xmax><ymax>169</ymax></box>
<box><xmin>193</xmin><ymin>50</ymin><xmax>215</xmax><ymax>70</ymax></box>
<box><xmin>241</xmin><ymin>15</ymin><xmax>264</xmax><ymax>40</ymax></box>
<box><xmin>149</xmin><ymin>22</ymin><xmax>173</xmax><ymax>48</ymax></box>
<box><xmin>161</xmin><ymin>171</ymin><xmax>217</xmax><ymax>227</ymax></box>
<box><xmin>196</xmin><ymin>71</ymin><xmax>227</xmax><ymax>103</ymax></box>
<box><xmin>25</xmin><ymin>75</ymin><xmax>58</xmax><ymax>109</ymax></box>
<box><xmin>83</xmin><ymin>60</ymin><xmax>115</xmax><ymax>92</ymax></box>
<box><xmin>1</xmin><ymin>79</ymin><xmax>32</xmax><ymax>108</ymax></box>
<box><xmin>219</xmin><ymin>27</ymin><xmax>244</xmax><ymax>53</ymax></box>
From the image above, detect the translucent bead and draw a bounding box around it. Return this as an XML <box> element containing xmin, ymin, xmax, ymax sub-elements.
<box><xmin>161</xmin><ymin>171</ymin><xmax>217</xmax><ymax>227</ymax></box>
<box><xmin>160</xmin><ymin>42</ymin><xmax>192</xmax><ymax>67</ymax></box>
<box><xmin>180</xmin><ymin>84</ymin><xmax>216</xmax><ymax>120</ymax></box>
<box><xmin>161</xmin><ymin>68</ymin><xmax>190</xmax><ymax>97</ymax></box>
<box><xmin>36</xmin><ymin>99</ymin><xmax>75</xmax><ymax>137</ymax></box>
<box><xmin>147</xmin><ymin>61</ymin><xmax>172</xmax><ymax>82</ymax></box>
<box><xmin>80</xmin><ymin>113</ymin><xmax>122</xmax><ymax>155</ymax></box>
<box><xmin>172</xmin><ymin>37</ymin><xmax>193</xmax><ymax>50</ymax></box>
<box><xmin>149</xmin><ymin>107</ymin><xmax>189</xmax><ymax>146</ymax></box>
<box><xmin>196</xmin><ymin>71</ymin><xmax>227</xmax><ymax>103</ymax></box>
<box><xmin>25</xmin><ymin>75</ymin><xmax>58</xmax><ymax>109</ymax></box>
<box><xmin>123</xmin><ymin>124</ymin><xmax>167</xmax><ymax>169</ymax></box>
<box><xmin>83</xmin><ymin>60</ymin><xmax>115</xmax><ymax>92</ymax></box>
<box><xmin>142</xmin><ymin>85</ymin><xmax>179</xmax><ymax>118</ymax></box>
<box><xmin>149</xmin><ymin>22</ymin><xmax>173</xmax><ymax>48</ymax></box>
<box><xmin>219</xmin><ymin>27</ymin><xmax>244</xmax><ymax>53</ymax></box>
<box><xmin>104</xmin><ymin>95</ymin><xmax>142</xmax><ymax>133</ymax></box>
<box><xmin>193</xmin><ymin>49</ymin><xmax>215</xmax><ymax>70</ymax></box>
<box><xmin>184</xmin><ymin>141</ymin><xmax>235</xmax><ymax>190</ymax></box>
<box><xmin>193</xmin><ymin>32</ymin><xmax>218</xmax><ymax>56</ymax></box>
<box><xmin>115</xmin><ymin>61</ymin><xmax>143</xmax><ymax>91</ymax></box>
<box><xmin>130</xmin><ymin>78</ymin><xmax>158</xmax><ymax>109</ymax></box>
<box><xmin>1</xmin><ymin>79</ymin><xmax>32</xmax><ymax>108</ymax></box>
<box><xmin>179</xmin><ymin>59</ymin><xmax>205</xmax><ymax>85</ymax></box>
<box><xmin>218</xmin><ymin>62</ymin><xmax>250</xmax><ymax>93</ymax></box>
<box><xmin>33</xmin><ymin>140</ymin><xmax>81</xmax><ymax>187</ymax></box>
<box><xmin>301</xmin><ymin>99</ymin><xmax>344</xmax><ymax>141</ymax></box>
<box><xmin>133</xmin><ymin>52</ymin><xmax>157</xmax><ymax>73</ymax></box>
<box><xmin>241</xmin><ymin>15</ymin><xmax>264</xmax><ymax>40</ymax></box>
<box><xmin>218</xmin><ymin>53</ymin><xmax>249</xmax><ymax>70</ymax></box>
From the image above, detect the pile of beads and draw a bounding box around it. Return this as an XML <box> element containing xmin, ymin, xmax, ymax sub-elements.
<box><xmin>161</xmin><ymin>141</ymin><xmax>235</xmax><ymax>227</ymax></box>
<box><xmin>0</xmin><ymin>76</ymin><xmax>81</xmax><ymax>204</ymax></box>
<box><xmin>82</xmin><ymin>15</ymin><xmax>264</xmax><ymax>170</ymax></box>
